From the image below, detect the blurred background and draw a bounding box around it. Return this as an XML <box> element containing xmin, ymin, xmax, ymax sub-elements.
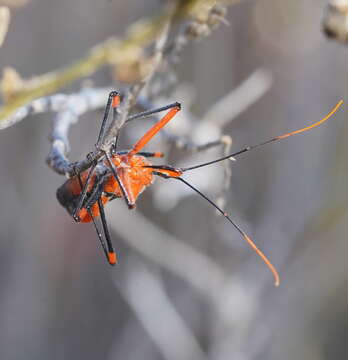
<box><xmin>0</xmin><ymin>0</ymin><xmax>347</xmax><ymax>359</ymax></box>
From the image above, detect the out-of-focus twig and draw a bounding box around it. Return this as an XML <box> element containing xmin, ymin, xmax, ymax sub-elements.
<box><xmin>0</xmin><ymin>1</ymin><xmax>240</xmax><ymax>183</ymax></box>
<box><xmin>101</xmin><ymin>20</ymin><xmax>172</xmax><ymax>152</ymax></box>
<box><xmin>0</xmin><ymin>0</ymin><xmax>229</xmax><ymax>126</ymax></box>
<box><xmin>114</xmin><ymin>263</ymin><xmax>207</xmax><ymax>360</ymax></box>
<box><xmin>323</xmin><ymin>0</ymin><xmax>348</xmax><ymax>44</ymax></box>
<box><xmin>199</xmin><ymin>69</ymin><xmax>273</xmax><ymax>128</ymax></box>
<box><xmin>0</xmin><ymin>0</ymin><xmax>27</xmax><ymax>7</ymax></box>
<box><xmin>108</xmin><ymin>200</ymin><xmax>225</xmax><ymax>297</ymax></box>
<box><xmin>153</xmin><ymin>69</ymin><xmax>272</xmax><ymax>211</ymax></box>
<box><xmin>47</xmin><ymin>4</ymin><xmax>174</xmax><ymax>177</ymax></box>
<box><xmin>0</xmin><ymin>6</ymin><xmax>9</xmax><ymax>47</ymax></box>
<box><xmin>46</xmin><ymin>2</ymin><xmax>234</xmax><ymax>178</ymax></box>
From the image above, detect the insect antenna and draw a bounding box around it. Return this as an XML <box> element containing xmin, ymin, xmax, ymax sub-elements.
<box><xmin>162</xmin><ymin>175</ymin><xmax>280</xmax><ymax>286</ymax></box>
<box><xmin>181</xmin><ymin>100</ymin><xmax>343</xmax><ymax>173</ymax></box>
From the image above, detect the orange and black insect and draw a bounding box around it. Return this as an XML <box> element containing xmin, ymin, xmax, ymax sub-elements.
<box><xmin>57</xmin><ymin>91</ymin><xmax>343</xmax><ymax>286</ymax></box>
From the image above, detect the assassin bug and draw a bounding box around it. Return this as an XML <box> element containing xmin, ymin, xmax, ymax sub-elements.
<box><xmin>57</xmin><ymin>91</ymin><xmax>343</xmax><ymax>286</ymax></box>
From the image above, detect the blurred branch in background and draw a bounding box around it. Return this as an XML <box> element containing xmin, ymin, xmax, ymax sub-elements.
<box><xmin>0</xmin><ymin>0</ymin><xmax>346</xmax><ymax>359</ymax></box>
<box><xmin>0</xmin><ymin>6</ymin><xmax>9</xmax><ymax>47</ymax></box>
<box><xmin>108</xmin><ymin>201</ymin><xmax>225</xmax><ymax>296</ymax></box>
<box><xmin>153</xmin><ymin>68</ymin><xmax>272</xmax><ymax>211</ymax></box>
<box><xmin>114</xmin><ymin>262</ymin><xmax>207</xmax><ymax>360</ymax></box>
<box><xmin>0</xmin><ymin>0</ymin><xmax>239</xmax><ymax>125</ymax></box>
<box><xmin>0</xmin><ymin>0</ymin><xmax>239</xmax><ymax>190</ymax></box>
<box><xmin>0</xmin><ymin>0</ymin><xmax>27</xmax><ymax>6</ymax></box>
<box><xmin>109</xmin><ymin>201</ymin><xmax>270</xmax><ymax>360</ymax></box>
<box><xmin>323</xmin><ymin>0</ymin><xmax>348</xmax><ymax>43</ymax></box>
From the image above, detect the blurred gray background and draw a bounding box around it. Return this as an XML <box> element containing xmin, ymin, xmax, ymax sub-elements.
<box><xmin>0</xmin><ymin>0</ymin><xmax>347</xmax><ymax>359</ymax></box>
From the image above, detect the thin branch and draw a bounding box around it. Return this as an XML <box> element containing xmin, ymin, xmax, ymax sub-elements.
<box><xmin>46</xmin><ymin>87</ymin><xmax>113</xmax><ymax>175</ymax></box>
<box><xmin>200</xmin><ymin>68</ymin><xmax>273</xmax><ymax>128</ymax></box>
<box><xmin>114</xmin><ymin>263</ymin><xmax>207</xmax><ymax>360</ymax></box>
<box><xmin>0</xmin><ymin>6</ymin><xmax>9</xmax><ymax>47</ymax></box>
<box><xmin>0</xmin><ymin>0</ymin><xmax>230</xmax><ymax>125</ymax></box>
<box><xmin>108</xmin><ymin>200</ymin><xmax>225</xmax><ymax>297</ymax></box>
<box><xmin>101</xmin><ymin>19</ymin><xmax>172</xmax><ymax>151</ymax></box>
<box><xmin>323</xmin><ymin>0</ymin><xmax>348</xmax><ymax>43</ymax></box>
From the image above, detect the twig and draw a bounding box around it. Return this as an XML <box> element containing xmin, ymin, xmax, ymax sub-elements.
<box><xmin>114</xmin><ymin>263</ymin><xmax>207</xmax><ymax>360</ymax></box>
<box><xmin>151</xmin><ymin>69</ymin><xmax>272</xmax><ymax>210</ymax></box>
<box><xmin>323</xmin><ymin>0</ymin><xmax>348</xmax><ymax>43</ymax></box>
<box><xmin>101</xmin><ymin>20</ymin><xmax>172</xmax><ymax>152</ymax></box>
<box><xmin>199</xmin><ymin>68</ymin><xmax>273</xmax><ymax>128</ymax></box>
<box><xmin>45</xmin><ymin>2</ymin><xmax>233</xmax><ymax>178</ymax></box>
<box><xmin>108</xmin><ymin>200</ymin><xmax>225</xmax><ymax>297</ymax></box>
<box><xmin>0</xmin><ymin>0</ymin><xmax>229</xmax><ymax>125</ymax></box>
<box><xmin>46</xmin><ymin>5</ymin><xmax>174</xmax><ymax>177</ymax></box>
<box><xmin>46</xmin><ymin>87</ymin><xmax>113</xmax><ymax>175</ymax></box>
<box><xmin>0</xmin><ymin>6</ymin><xmax>9</xmax><ymax>47</ymax></box>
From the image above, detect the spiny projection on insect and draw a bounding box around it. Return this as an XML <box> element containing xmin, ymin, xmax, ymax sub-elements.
<box><xmin>56</xmin><ymin>91</ymin><xmax>343</xmax><ymax>286</ymax></box>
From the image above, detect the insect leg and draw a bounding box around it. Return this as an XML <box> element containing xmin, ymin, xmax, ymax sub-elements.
<box><xmin>114</xmin><ymin>150</ymin><xmax>164</xmax><ymax>158</ymax></box>
<box><xmin>103</xmin><ymin>151</ymin><xmax>135</xmax><ymax>209</ymax></box>
<box><xmin>87</xmin><ymin>208</ymin><xmax>109</xmax><ymax>261</ymax></box>
<box><xmin>127</xmin><ymin>102</ymin><xmax>181</xmax><ymax>156</ymax></box>
<box><xmin>96</xmin><ymin>91</ymin><xmax>120</xmax><ymax>149</ymax></box>
<box><xmin>73</xmin><ymin>163</ymin><xmax>97</xmax><ymax>221</ymax></box>
<box><xmin>80</xmin><ymin>175</ymin><xmax>115</xmax><ymax>265</ymax></box>
<box><xmin>83</xmin><ymin>173</ymin><xmax>109</xmax><ymax>210</ymax></box>
<box><xmin>97</xmin><ymin>198</ymin><xmax>117</xmax><ymax>265</ymax></box>
<box><xmin>126</xmin><ymin>102</ymin><xmax>181</xmax><ymax>123</ymax></box>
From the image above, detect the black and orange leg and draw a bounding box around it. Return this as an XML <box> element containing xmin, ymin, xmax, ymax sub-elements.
<box><xmin>115</xmin><ymin>150</ymin><xmax>164</xmax><ymax>158</ymax></box>
<box><xmin>96</xmin><ymin>91</ymin><xmax>120</xmax><ymax>149</ymax></box>
<box><xmin>131</xmin><ymin>101</ymin><xmax>233</xmax><ymax>209</ymax></box>
<box><xmin>73</xmin><ymin>162</ymin><xmax>97</xmax><ymax>221</ymax></box>
<box><xmin>136</xmin><ymin>151</ymin><xmax>164</xmax><ymax>158</ymax></box>
<box><xmin>97</xmin><ymin>198</ymin><xmax>117</xmax><ymax>265</ymax></box>
<box><xmin>81</xmin><ymin>179</ymin><xmax>116</xmax><ymax>265</ymax></box>
<box><xmin>127</xmin><ymin>102</ymin><xmax>181</xmax><ymax>156</ymax></box>
<box><xmin>103</xmin><ymin>151</ymin><xmax>135</xmax><ymax>209</ymax></box>
<box><xmin>87</xmin><ymin>208</ymin><xmax>109</xmax><ymax>262</ymax></box>
<box><xmin>126</xmin><ymin>102</ymin><xmax>181</xmax><ymax>124</ymax></box>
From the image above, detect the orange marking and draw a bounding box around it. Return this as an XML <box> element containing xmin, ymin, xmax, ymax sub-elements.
<box><xmin>112</xmin><ymin>95</ymin><xmax>120</xmax><ymax>108</ymax></box>
<box><xmin>78</xmin><ymin>196</ymin><xmax>109</xmax><ymax>223</ymax></box>
<box><xmin>128</xmin><ymin>106</ymin><xmax>181</xmax><ymax>156</ymax></box>
<box><xmin>154</xmin><ymin>168</ymin><xmax>183</xmax><ymax>178</ymax></box>
<box><xmin>108</xmin><ymin>252</ymin><xmax>117</xmax><ymax>265</ymax></box>
<box><xmin>103</xmin><ymin>154</ymin><xmax>155</xmax><ymax>205</ymax></box>
<box><xmin>243</xmin><ymin>233</ymin><xmax>280</xmax><ymax>286</ymax></box>
<box><xmin>277</xmin><ymin>100</ymin><xmax>343</xmax><ymax>140</ymax></box>
<box><xmin>154</xmin><ymin>152</ymin><xmax>164</xmax><ymax>158</ymax></box>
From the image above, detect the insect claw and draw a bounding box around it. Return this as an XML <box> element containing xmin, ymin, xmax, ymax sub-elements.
<box><xmin>107</xmin><ymin>251</ymin><xmax>117</xmax><ymax>265</ymax></box>
<box><xmin>73</xmin><ymin>215</ymin><xmax>81</xmax><ymax>222</ymax></box>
